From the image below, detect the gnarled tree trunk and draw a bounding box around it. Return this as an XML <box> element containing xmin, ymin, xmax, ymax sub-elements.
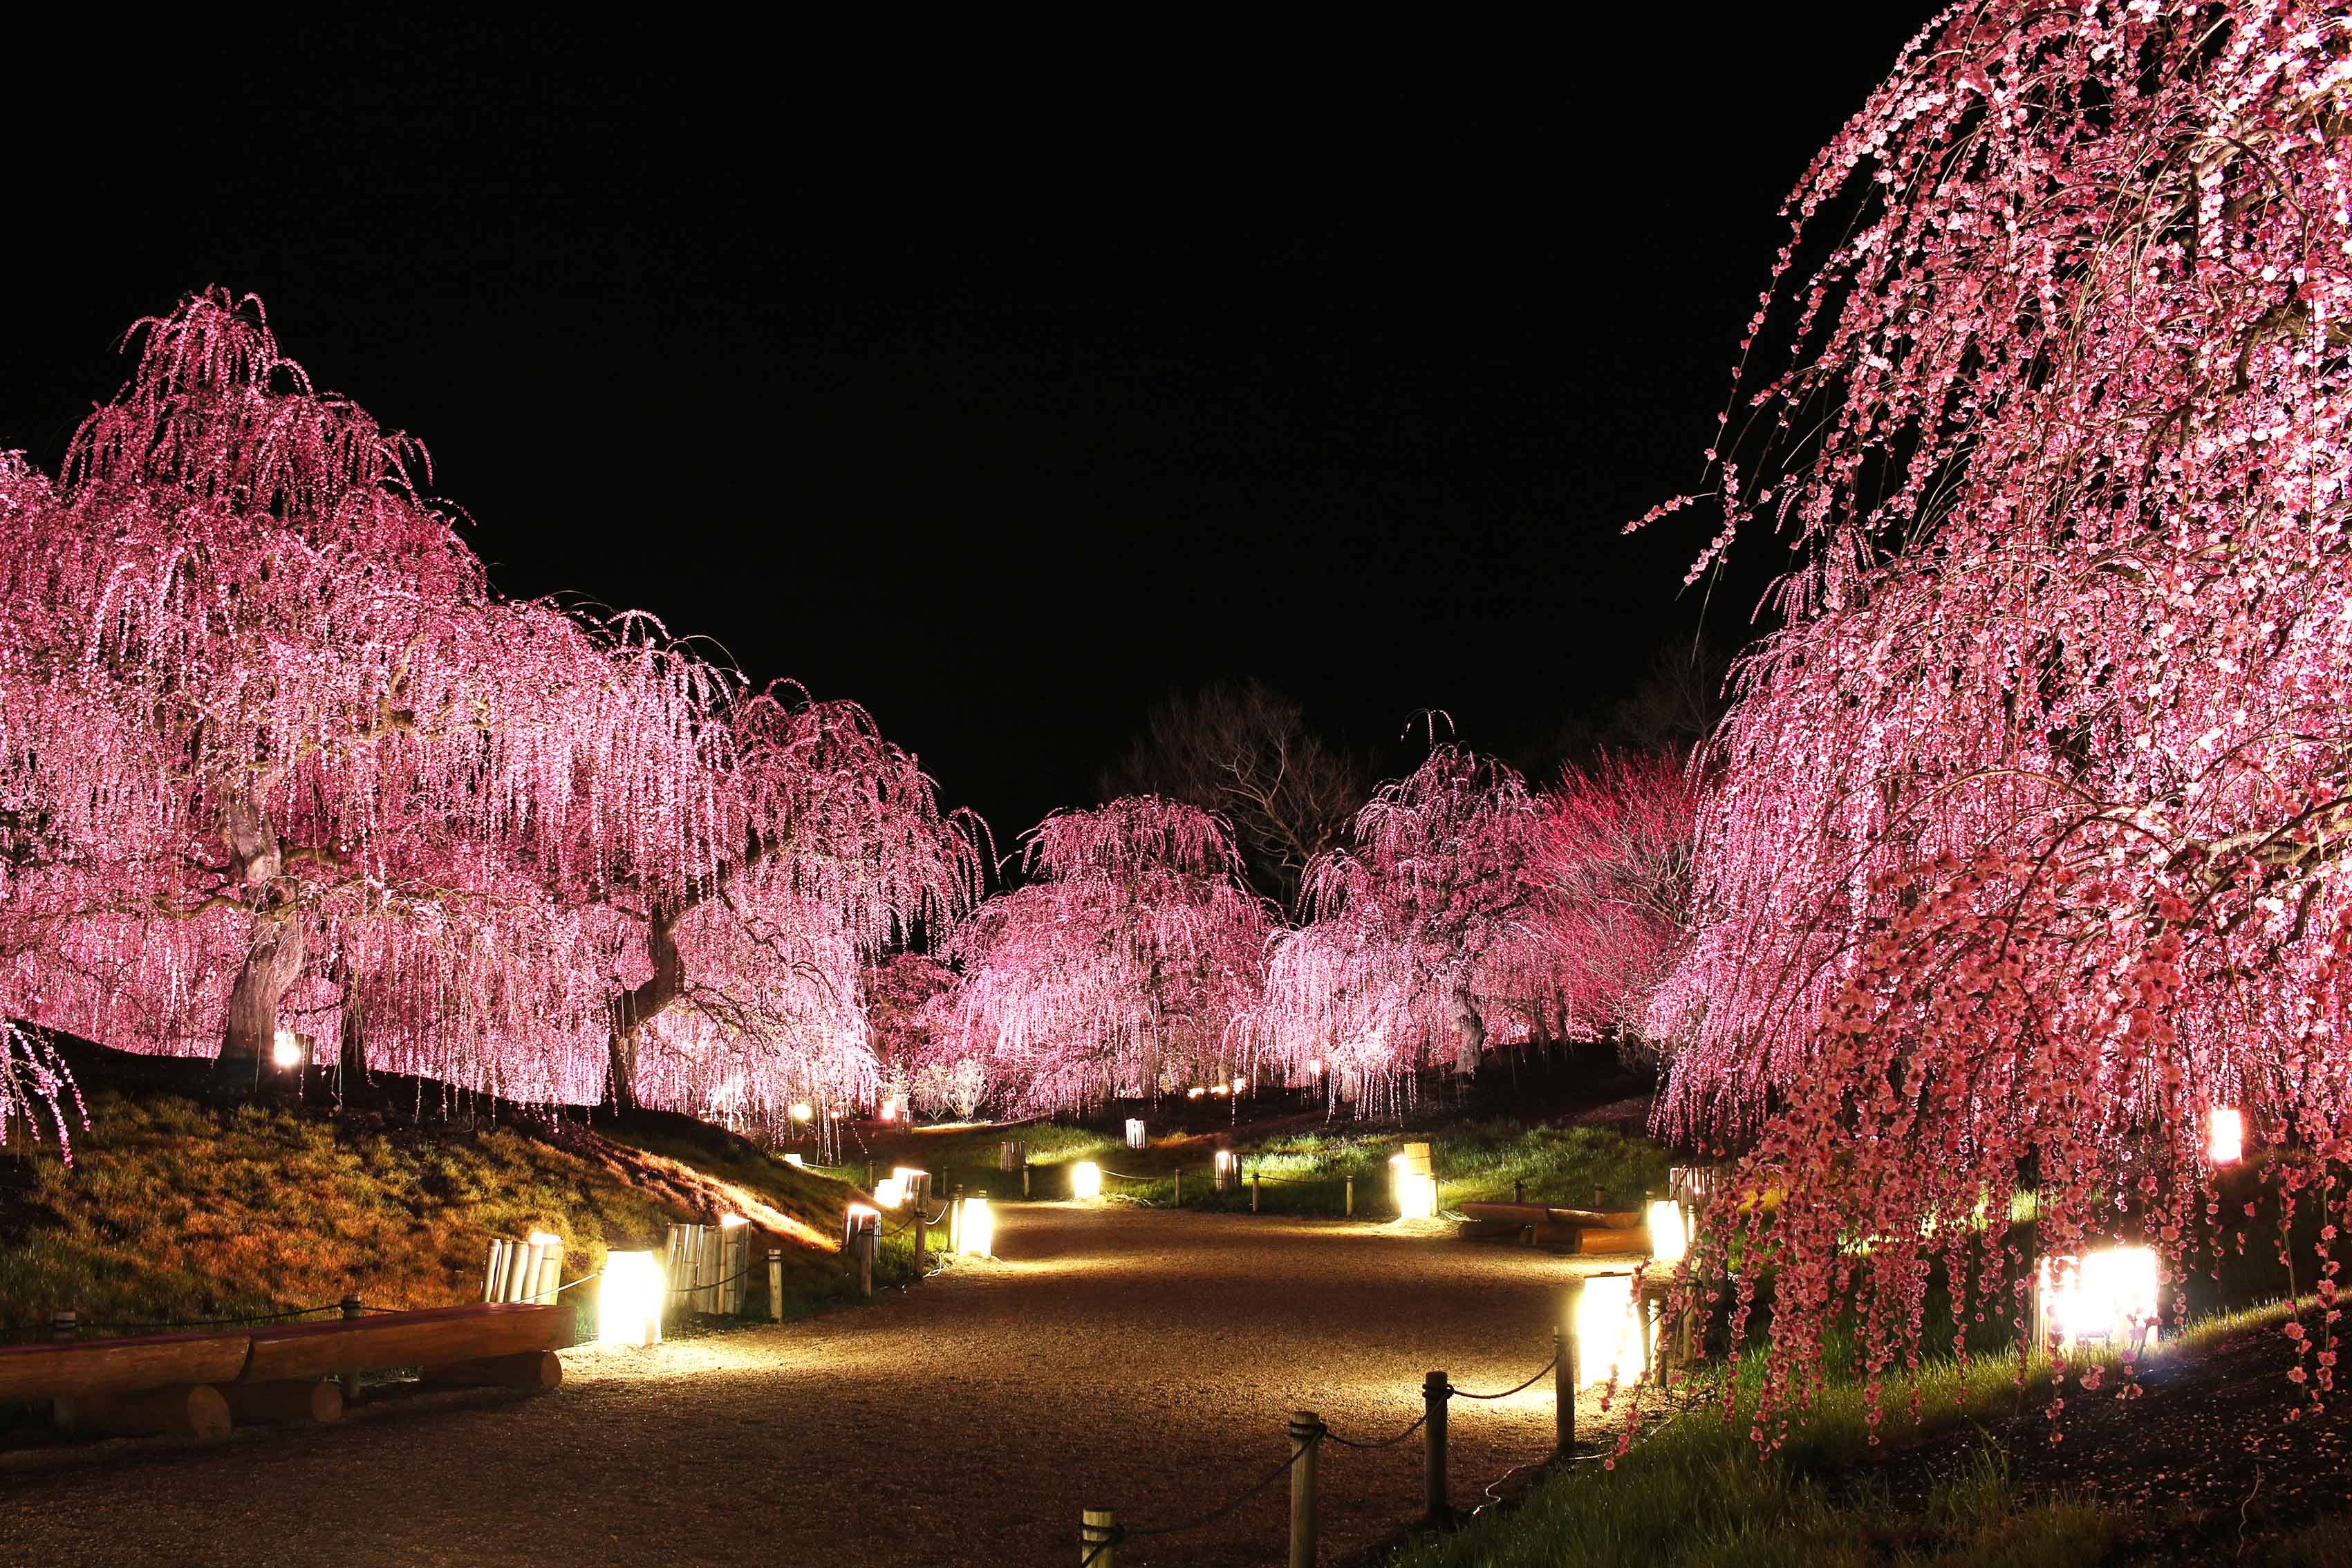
<box><xmin>606</xmin><ymin>904</ymin><xmax>684</xmax><ymax>1112</ymax></box>
<box><xmin>218</xmin><ymin>795</ymin><xmax>304</xmax><ymax>1067</ymax></box>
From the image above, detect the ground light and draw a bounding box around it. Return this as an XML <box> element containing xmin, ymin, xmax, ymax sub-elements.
<box><xmin>1071</xmin><ymin>1161</ymin><xmax>1102</xmax><ymax>1200</ymax></box>
<box><xmin>789</xmin><ymin>1102</ymin><xmax>812</xmax><ymax>1125</ymax></box>
<box><xmin>1571</xmin><ymin>1273</ymin><xmax>1648</xmax><ymax>1389</ymax></box>
<box><xmin>270</xmin><ymin>1029</ymin><xmax>305</xmax><ymax>1070</ymax></box>
<box><xmin>599</xmin><ymin>1251</ymin><xmax>665</xmax><ymax>1347</ymax></box>
<box><xmin>784</xmin><ymin>1152</ymin><xmax>805</xmax><ymax>1168</ymax></box>
<box><xmin>956</xmin><ymin>1196</ymin><xmax>995</xmax><ymax>1257</ymax></box>
<box><xmin>1125</xmin><ymin>1118</ymin><xmax>1146</xmax><ymax>1149</ymax></box>
<box><xmin>2037</xmin><ymin>1245</ymin><xmax>2161</xmax><ymax>1354</ymax></box>
<box><xmin>1645</xmin><ymin>1200</ymin><xmax>1690</xmax><ymax>1267</ymax></box>
<box><xmin>879</xmin><ymin>1096</ymin><xmax>899</xmax><ymax>1122</ymax></box>
<box><xmin>2208</xmin><ymin>1106</ymin><xmax>2244</xmax><ymax>1166</ymax></box>
<box><xmin>1186</xmin><ymin>1086</ymin><xmax>1206</xmax><ymax>1099</ymax></box>
<box><xmin>875</xmin><ymin>1175</ymin><xmax>906</xmax><ymax>1207</ymax></box>
<box><xmin>1390</xmin><ymin>1144</ymin><xmax>1437</xmax><ymax>1220</ymax></box>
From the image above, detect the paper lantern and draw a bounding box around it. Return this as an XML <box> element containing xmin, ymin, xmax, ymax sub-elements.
<box><xmin>1125</xmin><ymin>1119</ymin><xmax>1147</xmax><ymax>1150</ymax></box>
<box><xmin>1645</xmin><ymin>1200</ymin><xmax>1690</xmax><ymax>1267</ymax></box>
<box><xmin>1570</xmin><ymin>1273</ymin><xmax>1649</xmax><ymax>1389</ymax></box>
<box><xmin>879</xmin><ymin>1096</ymin><xmax>899</xmax><ymax>1123</ymax></box>
<box><xmin>599</xmin><ymin>1251</ymin><xmax>665</xmax><ymax>1347</ymax></box>
<box><xmin>1186</xmin><ymin>1086</ymin><xmax>1206</xmax><ymax>1099</ymax></box>
<box><xmin>783</xmin><ymin>1152</ymin><xmax>805</xmax><ymax>1168</ymax></box>
<box><xmin>2207</xmin><ymin>1106</ymin><xmax>2244</xmax><ymax>1166</ymax></box>
<box><xmin>1071</xmin><ymin>1161</ymin><xmax>1102</xmax><ymax>1200</ymax></box>
<box><xmin>2037</xmin><ymin>1245</ymin><xmax>2161</xmax><ymax>1354</ymax></box>
<box><xmin>874</xmin><ymin>1177</ymin><xmax>906</xmax><ymax>1208</ymax></box>
<box><xmin>1231</xmin><ymin>1077</ymin><xmax>1247</xmax><ymax>1092</ymax></box>
<box><xmin>270</xmin><ymin>1029</ymin><xmax>304</xmax><ymax>1070</ymax></box>
<box><xmin>789</xmin><ymin>1102</ymin><xmax>813</xmax><ymax>1124</ymax></box>
<box><xmin>956</xmin><ymin>1197</ymin><xmax>994</xmax><ymax>1257</ymax></box>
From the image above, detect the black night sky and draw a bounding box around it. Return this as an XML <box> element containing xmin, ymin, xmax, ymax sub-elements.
<box><xmin>3</xmin><ymin>12</ymin><xmax>1939</xmax><ymax>850</ymax></box>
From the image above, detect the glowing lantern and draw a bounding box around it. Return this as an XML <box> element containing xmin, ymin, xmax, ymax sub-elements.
<box><xmin>789</xmin><ymin>1102</ymin><xmax>813</xmax><ymax>1124</ymax></box>
<box><xmin>1210</xmin><ymin>1083</ymin><xmax>1229</xmax><ymax>1097</ymax></box>
<box><xmin>783</xmin><ymin>1152</ymin><xmax>805</xmax><ymax>1168</ymax></box>
<box><xmin>2036</xmin><ymin>1246</ymin><xmax>2162</xmax><ymax>1354</ymax></box>
<box><xmin>892</xmin><ymin>1168</ymin><xmax>928</xmax><ymax>1208</ymax></box>
<box><xmin>879</xmin><ymin>1096</ymin><xmax>899</xmax><ymax>1123</ymax></box>
<box><xmin>1125</xmin><ymin>1119</ymin><xmax>1147</xmax><ymax>1150</ymax></box>
<box><xmin>874</xmin><ymin>1177</ymin><xmax>906</xmax><ymax>1208</ymax></box>
<box><xmin>1390</xmin><ymin>1144</ymin><xmax>1437</xmax><ymax>1220</ymax></box>
<box><xmin>1306</xmin><ymin>1058</ymin><xmax>1323</xmax><ymax>1078</ymax></box>
<box><xmin>598</xmin><ymin>1251</ymin><xmax>665</xmax><ymax>1347</ymax></box>
<box><xmin>1569</xmin><ymin>1273</ymin><xmax>1649</xmax><ymax>1389</ymax></box>
<box><xmin>1231</xmin><ymin>1076</ymin><xmax>1247</xmax><ymax>1092</ymax></box>
<box><xmin>1645</xmin><ymin>1200</ymin><xmax>1690</xmax><ymax>1267</ymax></box>
<box><xmin>1214</xmin><ymin>1149</ymin><xmax>1239</xmax><ymax>1191</ymax></box>
<box><xmin>270</xmin><ymin>1029</ymin><xmax>305</xmax><ymax>1070</ymax></box>
<box><xmin>1071</xmin><ymin>1161</ymin><xmax>1102</xmax><ymax>1200</ymax></box>
<box><xmin>956</xmin><ymin>1197</ymin><xmax>995</xmax><ymax>1257</ymax></box>
<box><xmin>2207</xmin><ymin>1106</ymin><xmax>2244</xmax><ymax>1166</ymax></box>
<box><xmin>1186</xmin><ymin>1086</ymin><xmax>1206</xmax><ymax>1099</ymax></box>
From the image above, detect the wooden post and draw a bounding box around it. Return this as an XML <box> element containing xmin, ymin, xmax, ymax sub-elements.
<box><xmin>767</xmin><ymin>1249</ymin><xmax>785</xmax><ymax>1323</ymax></box>
<box><xmin>66</xmin><ymin>1383</ymin><xmax>232</xmax><ymax>1440</ymax></box>
<box><xmin>1288</xmin><ymin>1410</ymin><xmax>1320</xmax><ymax>1568</ymax></box>
<box><xmin>1023</xmin><ymin>1163</ymin><xmax>1031</xmax><ymax>1199</ymax></box>
<box><xmin>913</xmin><ymin>1195</ymin><xmax>927</xmax><ymax>1273</ymax></box>
<box><xmin>339</xmin><ymin>1294</ymin><xmax>363</xmax><ymax>1405</ymax></box>
<box><xmin>1345</xmin><ymin>1175</ymin><xmax>1354</xmax><ymax>1218</ymax></box>
<box><xmin>1251</xmin><ymin>1172</ymin><xmax>1260</xmax><ymax>1213</ymax></box>
<box><xmin>867</xmin><ymin>1159</ymin><xmax>877</xmax><ymax>1191</ymax></box>
<box><xmin>856</xmin><ymin>1220</ymin><xmax>877</xmax><ymax>1297</ymax></box>
<box><xmin>1173</xmin><ymin>1167</ymin><xmax>1182</xmax><ymax>1208</ymax></box>
<box><xmin>1515</xmin><ymin>1179</ymin><xmax>1525</xmax><ymax>1204</ymax></box>
<box><xmin>1081</xmin><ymin>1507</ymin><xmax>1117</xmax><ymax>1567</ymax></box>
<box><xmin>1554</xmin><ymin>1326</ymin><xmax>1575</xmax><ymax>1455</ymax></box>
<box><xmin>1422</xmin><ymin>1370</ymin><xmax>1450</xmax><ymax>1522</ymax></box>
<box><xmin>949</xmin><ymin>1184</ymin><xmax>964</xmax><ymax>1255</ymax></box>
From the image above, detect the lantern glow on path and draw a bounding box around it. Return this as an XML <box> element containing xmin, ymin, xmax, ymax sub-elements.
<box><xmin>1071</xmin><ymin>1161</ymin><xmax>1101</xmax><ymax>1200</ymax></box>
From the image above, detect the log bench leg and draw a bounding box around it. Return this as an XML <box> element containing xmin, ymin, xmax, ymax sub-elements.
<box><xmin>55</xmin><ymin>1384</ymin><xmax>232</xmax><ymax>1440</ymax></box>
<box><xmin>221</xmin><ymin>1379</ymin><xmax>343</xmax><ymax>1425</ymax></box>
<box><xmin>420</xmin><ymin>1351</ymin><xmax>562</xmax><ymax>1391</ymax></box>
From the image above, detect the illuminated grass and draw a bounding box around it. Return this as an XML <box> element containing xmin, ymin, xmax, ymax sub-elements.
<box><xmin>0</xmin><ymin>1088</ymin><xmax>866</xmax><ymax>1336</ymax></box>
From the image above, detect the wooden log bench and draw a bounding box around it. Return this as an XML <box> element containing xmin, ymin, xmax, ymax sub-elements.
<box><xmin>0</xmin><ymin>1303</ymin><xmax>570</xmax><ymax>1441</ymax></box>
<box><xmin>1457</xmin><ymin>1201</ymin><xmax>1648</xmax><ymax>1253</ymax></box>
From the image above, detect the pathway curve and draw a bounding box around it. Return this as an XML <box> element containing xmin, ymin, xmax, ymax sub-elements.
<box><xmin>0</xmin><ymin>1202</ymin><xmax>1632</xmax><ymax>1565</ymax></box>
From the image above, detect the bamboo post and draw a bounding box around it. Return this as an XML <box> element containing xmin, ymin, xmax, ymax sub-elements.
<box><xmin>1345</xmin><ymin>1175</ymin><xmax>1353</xmax><ymax>1218</ymax></box>
<box><xmin>1288</xmin><ymin>1410</ymin><xmax>1320</xmax><ymax>1568</ymax></box>
<box><xmin>482</xmin><ymin>1239</ymin><xmax>502</xmax><ymax>1302</ymax></box>
<box><xmin>1081</xmin><ymin>1507</ymin><xmax>1117</xmax><ymax>1567</ymax></box>
<box><xmin>767</xmin><ymin>1249</ymin><xmax>785</xmax><ymax>1323</ymax></box>
<box><xmin>340</xmin><ymin>1294</ymin><xmax>363</xmax><ymax>1405</ymax></box>
<box><xmin>1422</xmin><ymin>1370</ymin><xmax>1450</xmax><ymax>1522</ymax></box>
<box><xmin>1554</xmin><ymin>1325</ymin><xmax>1575</xmax><ymax>1455</ymax></box>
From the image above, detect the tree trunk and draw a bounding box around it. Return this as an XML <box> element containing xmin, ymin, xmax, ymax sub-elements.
<box><xmin>1449</xmin><ymin>987</ymin><xmax>1486</xmax><ymax>1077</ymax></box>
<box><xmin>217</xmin><ymin>794</ymin><xmax>301</xmax><ymax>1069</ymax></box>
<box><xmin>335</xmin><ymin>950</ymin><xmax>368</xmax><ymax>1086</ymax></box>
<box><xmin>606</xmin><ymin>904</ymin><xmax>684</xmax><ymax>1112</ymax></box>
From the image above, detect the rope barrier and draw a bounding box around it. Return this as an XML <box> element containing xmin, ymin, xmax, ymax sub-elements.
<box><xmin>1121</xmin><ymin>1441</ymin><xmax>1313</xmax><ymax>1538</ymax></box>
<box><xmin>1450</xmin><ymin>1351</ymin><xmax>1560</xmax><ymax>1401</ymax></box>
<box><xmin>1319</xmin><ymin>1412</ymin><xmax>1428</xmax><ymax>1450</ymax></box>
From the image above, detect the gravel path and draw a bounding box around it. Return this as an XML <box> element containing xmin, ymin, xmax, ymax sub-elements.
<box><xmin>1</xmin><ymin>1202</ymin><xmax>1627</xmax><ymax>1566</ymax></box>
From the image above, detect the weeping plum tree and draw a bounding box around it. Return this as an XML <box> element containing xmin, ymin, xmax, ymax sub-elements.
<box><xmin>0</xmin><ymin>290</ymin><xmax>975</xmax><ymax>1138</ymax></box>
<box><xmin>600</xmin><ymin>693</ymin><xmax>982</xmax><ymax>1123</ymax></box>
<box><xmin>1641</xmin><ymin>0</ymin><xmax>2352</xmax><ymax>1436</ymax></box>
<box><xmin>1524</xmin><ymin>751</ymin><xmax>1701</xmax><ymax>1061</ymax></box>
<box><xmin>950</xmin><ymin>797</ymin><xmax>1271</xmax><ymax>1115</ymax></box>
<box><xmin>1264</xmin><ymin>747</ymin><xmax>1567</xmax><ymax>1103</ymax></box>
<box><xmin>0</xmin><ymin>293</ymin><xmax>713</xmax><ymax>1094</ymax></box>
<box><xmin>864</xmin><ymin>952</ymin><xmax>990</xmax><ymax>1119</ymax></box>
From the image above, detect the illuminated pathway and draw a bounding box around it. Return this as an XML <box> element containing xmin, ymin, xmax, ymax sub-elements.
<box><xmin>0</xmin><ymin>1203</ymin><xmax>1631</xmax><ymax>1565</ymax></box>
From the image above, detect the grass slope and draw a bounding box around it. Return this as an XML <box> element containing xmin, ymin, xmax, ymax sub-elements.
<box><xmin>0</xmin><ymin>1038</ymin><xmax>902</xmax><ymax>1339</ymax></box>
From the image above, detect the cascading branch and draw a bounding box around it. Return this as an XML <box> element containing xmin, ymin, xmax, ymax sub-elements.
<box><xmin>1641</xmin><ymin>0</ymin><xmax>2352</xmax><ymax>1437</ymax></box>
<box><xmin>0</xmin><ymin>290</ymin><xmax>976</xmax><ymax>1142</ymax></box>
<box><xmin>949</xmin><ymin>796</ymin><xmax>1272</xmax><ymax>1115</ymax></box>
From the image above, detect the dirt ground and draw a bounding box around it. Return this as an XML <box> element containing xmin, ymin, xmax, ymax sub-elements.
<box><xmin>0</xmin><ymin>1202</ymin><xmax>1616</xmax><ymax>1566</ymax></box>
